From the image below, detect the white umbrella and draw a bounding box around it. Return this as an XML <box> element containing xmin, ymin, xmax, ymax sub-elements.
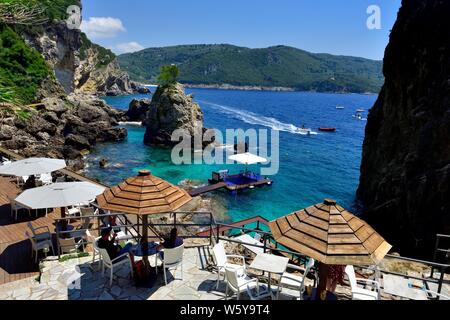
<box><xmin>228</xmin><ymin>152</ymin><xmax>268</xmax><ymax>165</ymax></box>
<box><xmin>0</xmin><ymin>157</ymin><xmax>66</xmax><ymax>176</ymax></box>
<box><xmin>228</xmin><ymin>152</ymin><xmax>268</xmax><ymax>174</ymax></box>
<box><xmin>15</xmin><ymin>182</ymin><xmax>105</xmax><ymax>210</ymax></box>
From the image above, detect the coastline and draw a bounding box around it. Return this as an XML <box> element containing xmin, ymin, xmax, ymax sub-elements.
<box><xmin>181</xmin><ymin>83</ymin><xmax>378</xmax><ymax>95</ymax></box>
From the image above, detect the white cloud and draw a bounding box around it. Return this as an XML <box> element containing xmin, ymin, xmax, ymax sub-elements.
<box><xmin>81</xmin><ymin>17</ymin><xmax>126</xmax><ymax>39</ymax></box>
<box><xmin>114</xmin><ymin>42</ymin><xmax>145</xmax><ymax>54</ymax></box>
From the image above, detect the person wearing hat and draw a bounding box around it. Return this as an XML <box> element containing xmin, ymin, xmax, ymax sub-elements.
<box><xmin>97</xmin><ymin>227</ymin><xmax>134</xmax><ymax>261</ymax></box>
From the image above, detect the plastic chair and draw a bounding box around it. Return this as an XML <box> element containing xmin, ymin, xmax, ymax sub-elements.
<box><xmin>212</xmin><ymin>241</ymin><xmax>246</xmax><ymax>290</ymax></box>
<box><xmin>345</xmin><ymin>265</ymin><xmax>380</xmax><ymax>300</ymax></box>
<box><xmin>27</xmin><ymin>222</ymin><xmax>52</xmax><ymax>243</ymax></box>
<box><xmin>86</xmin><ymin>231</ymin><xmax>102</xmax><ymax>270</ymax></box>
<box><xmin>279</xmin><ymin>258</ymin><xmax>316</xmax><ymax>300</ymax></box>
<box><xmin>26</xmin><ymin>231</ymin><xmax>54</xmax><ymax>263</ymax></box>
<box><xmin>58</xmin><ymin>237</ymin><xmax>83</xmax><ymax>255</ymax></box>
<box><xmin>224</xmin><ymin>267</ymin><xmax>259</xmax><ymax>300</ymax></box>
<box><xmin>159</xmin><ymin>244</ymin><xmax>184</xmax><ymax>285</ymax></box>
<box><xmin>98</xmin><ymin>247</ymin><xmax>134</xmax><ymax>287</ymax></box>
<box><xmin>8</xmin><ymin>195</ymin><xmax>30</xmax><ymax>220</ymax></box>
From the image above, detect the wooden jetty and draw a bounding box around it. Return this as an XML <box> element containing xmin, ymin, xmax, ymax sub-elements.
<box><xmin>189</xmin><ymin>178</ymin><xmax>273</xmax><ymax>197</ymax></box>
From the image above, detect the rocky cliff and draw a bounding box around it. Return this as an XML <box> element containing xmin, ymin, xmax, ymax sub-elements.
<box><xmin>144</xmin><ymin>84</ymin><xmax>212</xmax><ymax>147</ymax></box>
<box><xmin>357</xmin><ymin>0</ymin><xmax>450</xmax><ymax>257</ymax></box>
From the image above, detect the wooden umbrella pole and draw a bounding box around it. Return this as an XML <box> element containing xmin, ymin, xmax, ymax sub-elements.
<box><xmin>60</xmin><ymin>206</ymin><xmax>68</xmax><ymax>238</ymax></box>
<box><xmin>142</xmin><ymin>214</ymin><xmax>150</xmax><ymax>269</ymax></box>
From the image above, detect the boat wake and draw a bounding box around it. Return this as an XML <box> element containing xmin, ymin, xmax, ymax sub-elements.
<box><xmin>198</xmin><ymin>100</ymin><xmax>317</xmax><ymax>135</ymax></box>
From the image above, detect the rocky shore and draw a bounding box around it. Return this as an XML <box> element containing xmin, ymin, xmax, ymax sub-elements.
<box><xmin>0</xmin><ymin>94</ymin><xmax>126</xmax><ymax>171</ymax></box>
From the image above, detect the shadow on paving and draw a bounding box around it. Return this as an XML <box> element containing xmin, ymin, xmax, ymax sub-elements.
<box><xmin>0</xmin><ymin>239</ymin><xmax>40</xmax><ymax>274</ymax></box>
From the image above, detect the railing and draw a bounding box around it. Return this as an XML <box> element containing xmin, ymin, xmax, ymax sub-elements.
<box><xmin>54</xmin><ymin>211</ymin><xmax>216</xmax><ymax>258</ymax></box>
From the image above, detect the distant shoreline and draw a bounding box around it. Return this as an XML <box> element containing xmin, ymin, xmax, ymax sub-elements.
<box><xmin>182</xmin><ymin>83</ymin><xmax>378</xmax><ymax>95</ymax></box>
<box><xmin>134</xmin><ymin>82</ymin><xmax>378</xmax><ymax>95</ymax></box>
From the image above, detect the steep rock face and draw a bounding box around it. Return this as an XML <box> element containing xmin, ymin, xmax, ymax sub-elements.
<box><xmin>357</xmin><ymin>0</ymin><xmax>450</xmax><ymax>257</ymax></box>
<box><xmin>0</xmin><ymin>95</ymin><xmax>126</xmax><ymax>170</ymax></box>
<box><xmin>144</xmin><ymin>84</ymin><xmax>210</xmax><ymax>146</ymax></box>
<box><xmin>19</xmin><ymin>3</ymin><xmax>133</xmax><ymax>97</ymax></box>
<box><xmin>74</xmin><ymin>51</ymin><xmax>134</xmax><ymax>96</ymax></box>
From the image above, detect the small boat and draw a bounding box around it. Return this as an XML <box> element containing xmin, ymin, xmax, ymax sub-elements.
<box><xmin>319</xmin><ymin>127</ymin><xmax>336</xmax><ymax>132</ymax></box>
<box><xmin>336</xmin><ymin>106</ymin><xmax>345</xmax><ymax>110</ymax></box>
<box><xmin>297</xmin><ymin>128</ymin><xmax>312</xmax><ymax>135</ymax></box>
<box><xmin>356</xmin><ymin>109</ymin><xmax>365</xmax><ymax>113</ymax></box>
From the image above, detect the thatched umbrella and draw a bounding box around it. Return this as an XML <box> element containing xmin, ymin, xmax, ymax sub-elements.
<box><xmin>96</xmin><ymin>170</ymin><xmax>192</xmax><ymax>266</ymax></box>
<box><xmin>269</xmin><ymin>199</ymin><xmax>391</xmax><ymax>298</ymax></box>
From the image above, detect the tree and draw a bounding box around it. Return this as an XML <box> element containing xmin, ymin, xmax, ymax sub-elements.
<box><xmin>157</xmin><ymin>64</ymin><xmax>179</xmax><ymax>87</ymax></box>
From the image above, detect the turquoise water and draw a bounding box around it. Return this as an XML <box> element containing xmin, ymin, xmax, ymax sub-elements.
<box><xmin>84</xmin><ymin>89</ymin><xmax>376</xmax><ymax>223</ymax></box>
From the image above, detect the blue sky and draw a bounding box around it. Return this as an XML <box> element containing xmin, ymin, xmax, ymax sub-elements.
<box><xmin>81</xmin><ymin>0</ymin><xmax>401</xmax><ymax>60</ymax></box>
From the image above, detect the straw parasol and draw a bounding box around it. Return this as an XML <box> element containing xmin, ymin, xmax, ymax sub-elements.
<box><xmin>96</xmin><ymin>170</ymin><xmax>192</xmax><ymax>264</ymax></box>
<box><xmin>269</xmin><ymin>199</ymin><xmax>391</xmax><ymax>299</ymax></box>
<box><xmin>269</xmin><ymin>199</ymin><xmax>392</xmax><ymax>266</ymax></box>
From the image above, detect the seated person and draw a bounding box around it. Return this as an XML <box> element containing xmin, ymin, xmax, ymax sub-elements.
<box><xmin>23</xmin><ymin>175</ymin><xmax>37</xmax><ymax>190</ymax></box>
<box><xmin>97</xmin><ymin>227</ymin><xmax>134</xmax><ymax>262</ymax></box>
<box><xmin>156</xmin><ymin>228</ymin><xmax>183</xmax><ymax>255</ymax></box>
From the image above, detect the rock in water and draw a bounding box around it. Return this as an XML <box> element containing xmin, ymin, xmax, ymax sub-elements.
<box><xmin>357</xmin><ymin>0</ymin><xmax>450</xmax><ymax>257</ymax></box>
<box><xmin>123</xmin><ymin>98</ymin><xmax>151</xmax><ymax>123</ymax></box>
<box><xmin>99</xmin><ymin>159</ymin><xmax>108</xmax><ymax>168</ymax></box>
<box><xmin>144</xmin><ymin>84</ymin><xmax>214</xmax><ymax>147</ymax></box>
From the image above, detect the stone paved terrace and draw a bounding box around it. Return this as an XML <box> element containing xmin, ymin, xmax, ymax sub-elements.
<box><xmin>0</xmin><ymin>246</ymin><xmax>309</xmax><ymax>300</ymax></box>
<box><xmin>0</xmin><ymin>245</ymin><xmax>449</xmax><ymax>301</ymax></box>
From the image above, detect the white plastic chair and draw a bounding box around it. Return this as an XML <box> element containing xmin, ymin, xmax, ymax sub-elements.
<box><xmin>212</xmin><ymin>241</ymin><xmax>246</xmax><ymax>290</ymax></box>
<box><xmin>98</xmin><ymin>247</ymin><xmax>134</xmax><ymax>287</ymax></box>
<box><xmin>158</xmin><ymin>244</ymin><xmax>185</xmax><ymax>285</ymax></box>
<box><xmin>345</xmin><ymin>265</ymin><xmax>380</xmax><ymax>300</ymax></box>
<box><xmin>8</xmin><ymin>195</ymin><xmax>30</xmax><ymax>220</ymax></box>
<box><xmin>26</xmin><ymin>231</ymin><xmax>54</xmax><ymax>263</ymax></box>
<box><xmin>86</xmin><ymin>231</ymin><xmax>103</xmax><ymax>270</ymax></box>
<box><xmin>279</xmin><ymin>258</ymin><xmax>316</xmax><ymax>300</ymax></box>
<box><xmin>224</xmin><ymin>267</ymin><xmax>259</xmax><ymax>300</ymax></box>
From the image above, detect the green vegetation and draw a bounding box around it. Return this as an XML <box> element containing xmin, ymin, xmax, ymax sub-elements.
<box><xmin>157</xmin><ymin>64</ymin><xmax>180</xmax><ymax>87</ymax></box>
<box><xmin>0</xmin><ymin>24</ymin><xmax>52</xmax><ymax>104</ymax></box>
<box><xmin>58</xmin><ymin>252</ymin><xmax>89</xmax><ymax>263</ymax></box>
<box><xmin>0</xmin><ymin>0</ymin><xmax>80</xmax><ymax>22</ymax></box>
<box><xmin>119</xmin><ymin>44</ymin><xmax>384</xmax><ymax>93</ymax></box>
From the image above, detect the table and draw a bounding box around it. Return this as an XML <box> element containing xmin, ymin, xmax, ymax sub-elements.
<box><xmin>132</xmin><ymin>242</ymin><xmax>159</xmax><ymax>257</ymax></box>
<box><xmin>382</xmin><ymin>274</ymin><xmax>428</xmax><ymax>300</ymax></box>
<box><xmin>249</xmin><ymin>253</ymin><xmax>289</xmax><ymax>299</ymax></box>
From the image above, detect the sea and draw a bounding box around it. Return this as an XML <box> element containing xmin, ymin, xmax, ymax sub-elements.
<box><xmin>83</xmin><ymin>88</ymin><xmax>377</xmax><ymax>224</ymax></box>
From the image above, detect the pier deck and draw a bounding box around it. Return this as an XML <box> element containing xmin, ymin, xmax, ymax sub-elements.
<box><xmin>189</xmin><ymin>174</ymin><xmax>273</xmax><ymax>197</ymax></box>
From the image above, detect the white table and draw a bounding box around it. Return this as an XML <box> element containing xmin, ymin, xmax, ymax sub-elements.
<box><xmin>249</xmin><ymin>253</ymin><xmax>289</xmax><ymax>299</ymax></box>
<box><xmin>382</xmin><ymin>274</ymin><xmax>428</xmax><ymax>300</ymax></box>
<box><xmin>235</xmin><ymin>234</ymin><xmax>265</xmax><ymax>255</ymax></box>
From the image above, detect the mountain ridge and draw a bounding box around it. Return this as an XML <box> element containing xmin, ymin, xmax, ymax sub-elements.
<box><xmin>118</xmin><ymin>44</ymin><xmax>384</xmax><ymax>94</ymax></box>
